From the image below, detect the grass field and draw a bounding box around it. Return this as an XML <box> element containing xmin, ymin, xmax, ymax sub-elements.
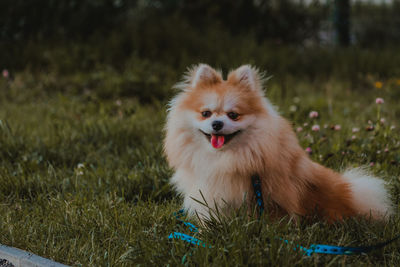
<box><xmin>0</xmin><ymin>61</ymin><xmax>400</xmax><ymax>266</ymax></box>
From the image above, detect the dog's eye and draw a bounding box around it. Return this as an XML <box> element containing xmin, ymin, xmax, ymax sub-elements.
<box><xmin>201</xmin><ymin>111</ymin><xmax>212</xmax><ymax>118</ymax></box>
<box><xmin>227</xmin><ymin>112</ymin><xmax>239</xmax><ymax>120</ymax></box>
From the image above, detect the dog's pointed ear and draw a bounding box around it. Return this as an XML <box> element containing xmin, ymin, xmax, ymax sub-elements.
<box><xmin>227</xmin><ymin>65</ymin><xmax>263</xmax><ymax>92</ymax></box>
<box><xmin>176</xmin><ymin>64</ymin><xmax>222</xmax><ymax>91</ymax></box>
<box><xmin>190</xmin><ymin>64</ymin><xmax>222</xmax><ymax>88</ymax></box>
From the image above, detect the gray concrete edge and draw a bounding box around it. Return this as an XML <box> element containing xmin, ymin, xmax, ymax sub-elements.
<box><xmin>0</xmin><ymin>244</ymin><xmax>69</xmax><ymax>267</ymax></box>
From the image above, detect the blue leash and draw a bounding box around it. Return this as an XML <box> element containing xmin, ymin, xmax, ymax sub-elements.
<box><xmin>168</xmin><ymin>174</ymin><xmax>399</xmax><ymax>256</ymax></box>
<box><xmin>168</xmin><ymin>209</ymin><xmax>212</xmax><ymax>248</ymax></box>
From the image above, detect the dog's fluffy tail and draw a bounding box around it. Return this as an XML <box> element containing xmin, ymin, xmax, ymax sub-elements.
<box><xmin>343</xmin><ymin>168</ymin><xmax>393</xmax><ymax>220</ymax></box>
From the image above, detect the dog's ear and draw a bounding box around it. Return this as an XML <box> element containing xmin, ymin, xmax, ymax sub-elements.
<box><xmin>176</xmin><ymin>64</ymin><xmax>222</xmax><ymax>91</ymax></box>
<box><xmin>227</xmin><ymin>65</ymin><xmax>263</xmax><ymax>92</ymax></box>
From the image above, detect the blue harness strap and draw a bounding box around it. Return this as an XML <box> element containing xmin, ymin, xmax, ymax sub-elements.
<box><xmin>168</xmin><ymin>174</ymin><xmax>399</xmax><ymax>256</ymax></box>
<box><xmin>251</xmin><ymin>174</ymin><xmax>264</xmax><ymax>215</ymax></box>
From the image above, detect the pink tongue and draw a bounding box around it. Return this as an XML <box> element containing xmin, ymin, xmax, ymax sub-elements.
<box><xmin>211</xmin><ymin>134</ymin><xmax>225</xmax><ymax>149</ymax></box>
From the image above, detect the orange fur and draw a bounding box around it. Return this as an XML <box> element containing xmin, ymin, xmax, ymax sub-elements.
<box><xmin>164</xmin><ymin>64</ymin><xmax>392</xmax><ymax>222</ymax></box>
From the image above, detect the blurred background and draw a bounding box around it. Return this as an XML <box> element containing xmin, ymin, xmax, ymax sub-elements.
<box><xmin>0</xmin><ymin>0</ymin><xmax>399</xmax><ymax>101</ymax></box>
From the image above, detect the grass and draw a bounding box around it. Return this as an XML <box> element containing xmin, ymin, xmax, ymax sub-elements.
<box><xmin>0</xmin><ymin>64</ymin><xmax>400</xmax><ymax>266</ymax></box>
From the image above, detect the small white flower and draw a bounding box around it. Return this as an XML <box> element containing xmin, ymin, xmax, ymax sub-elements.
<box><xmin>77</xmin><ymin>163</ymin><xmax>85</xmax><ymax>169</ymax></box>
<box><xmin>289</xmin><ymin>105</ymin><xmax>297</xmax><ymax>112</ymax></box>
<box><xmin>352</xmin><ymin>127</ymin><xmax>360</xmax><ymax>133</ymax></box>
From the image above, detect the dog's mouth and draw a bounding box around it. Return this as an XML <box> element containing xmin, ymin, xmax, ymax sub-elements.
<box><xmin>199</xmin><ymin>130</ymin><xmax>241</xmax><ymax>149</ymax></box>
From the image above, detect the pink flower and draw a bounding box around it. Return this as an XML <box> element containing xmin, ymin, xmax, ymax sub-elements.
<box><xmin>384</xmin><ymin>148</ymin><xmax>389</xmax><ymax>153</ymax></box>
<box><xmin>366</xmin><ymin>125</ymin><xmax>374</xmax><ymax>131</ymax></box>
<box><xmin>369</xmin><ymin>162</ymin><xmax>375</xmax><ymax>167</ymax></box>
<box><xmin>351</xmin><ymin>135</ymin><xmax>356</xmax><ymax>140</ymax></box>
<box><xmin>296</xmin><ymin>127</ymin><xmax>303</xmax><ymax>132</ymax></box>
<box><xmin>305</xmin><ymin>147</ymin><xmax>312</xmax><ymax>154</ymax></box>
<box><xmin>309</xmin><ymin>111</ymin><xmax>319</xmax><ymax>119</ymax></box>
<box><xmin>311</xmin><ymin>125</ymin><xmax>320</xmax><ymax>132</ymax></box>
<box><xmin>334</xmin><ymin>125</ymin><xmax>341</xmax><ymax>131</ymax></box>
<box><xmin>2</xmin><ymin>69</ymin><xmax>9</xmax><ymax>78</ymax></box>
<box><xmin>375</xmin><ymin>98</ymin><xmax>384</xmax><ymax>104</ymax></box>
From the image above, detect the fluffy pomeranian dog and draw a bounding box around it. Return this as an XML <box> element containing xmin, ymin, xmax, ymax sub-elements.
<box><xmin>164</xmin><ymin>64</ymin><xmax>393</xmax><ymax>222</ymax></box>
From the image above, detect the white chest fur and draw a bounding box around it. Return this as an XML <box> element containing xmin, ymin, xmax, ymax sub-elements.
<box><xmin>171</xmin><ymin>163</ymin><xmax>251</xmax><ymax>219</ymax></box>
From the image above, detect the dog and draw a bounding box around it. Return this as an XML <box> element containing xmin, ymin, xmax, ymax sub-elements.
<box><xmin>164</xmin><ymin>64</ymin><xmax>393</xmax><ymax>222</ymax></box>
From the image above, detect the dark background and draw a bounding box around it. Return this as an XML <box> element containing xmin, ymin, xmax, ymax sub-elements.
<box><xmin>1</xmin><ymin>0</ymin><xmax>400</xmax><ymax>101</ymax></box>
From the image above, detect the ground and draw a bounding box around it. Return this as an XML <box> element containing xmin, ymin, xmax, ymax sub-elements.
<box><xmin>0</xmin><ymin>63</ymin><xmax>399</xmax><ymax>266</ymax></box>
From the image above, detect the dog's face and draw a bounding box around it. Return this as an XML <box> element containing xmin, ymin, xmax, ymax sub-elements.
<box><xmin>191</xmin><ymin>86</ymin><xmax>258</xmax><ymax>149</ymax></box>
<box><xmin>172</xmin><ymin>64</ymin><xmax>269</xmax><ymax>150</ymax></box>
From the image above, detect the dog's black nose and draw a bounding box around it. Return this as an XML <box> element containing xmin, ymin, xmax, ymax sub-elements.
<box><xmin>212</xmin><ymin>121</ymin><xmax>224</xmax><ymax>131</ymax></box>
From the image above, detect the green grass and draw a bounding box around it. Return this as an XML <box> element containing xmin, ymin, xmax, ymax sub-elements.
<box><xmin>0</xmin><ymin>67</ymin><xmax>400</xmax><ymax>266</ymax></box>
